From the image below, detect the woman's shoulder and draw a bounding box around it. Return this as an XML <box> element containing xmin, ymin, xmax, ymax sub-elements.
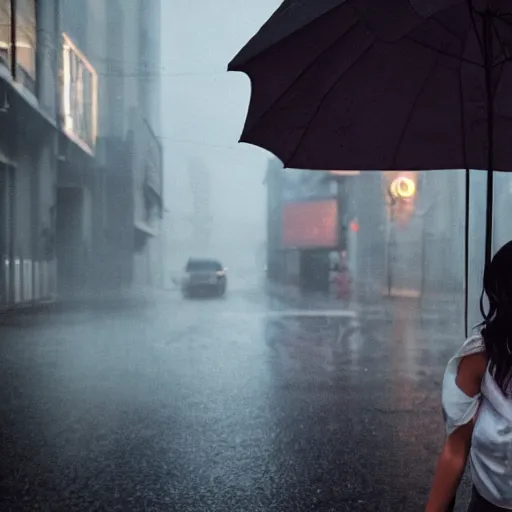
<box><xmin>443</xmin><ymin>334</ymin><xmax>486</xmax><ymax>394</ymax></box>
<box><xmin>442</xmin><ymin>335</ymin><xmax>486</xmax><ymax>435</ymax></box>
<box><xmin>457</xmin><ymin>334</ymin><xmax>485</xmax><ymax>358</ymax></box>
<box><xmin>456</xmin><ymin>350</ymin><xmax>487</xmax><ymax>398</ymax></box>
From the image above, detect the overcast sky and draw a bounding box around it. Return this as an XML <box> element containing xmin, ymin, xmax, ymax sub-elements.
<box><xmin>161</xmin><ymin>0</ymin><xmax>279</xmax><ymax>232</ymax></box>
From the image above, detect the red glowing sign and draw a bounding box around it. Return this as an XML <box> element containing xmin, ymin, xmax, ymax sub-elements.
<box><xmin>282</xmin><ymin>200</ymin><xmax>339</xmax><ymax>249</ymax></box>
<box><xmin>349</xmin><ymin>220</ymin><xmax>360</xmax><ymax>233</ymax></box>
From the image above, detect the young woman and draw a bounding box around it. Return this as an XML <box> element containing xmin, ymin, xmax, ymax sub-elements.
<box><xmin>426</xmin><ymin>240</ymin><xmax>512</xmax><ymax>511</ymax></box>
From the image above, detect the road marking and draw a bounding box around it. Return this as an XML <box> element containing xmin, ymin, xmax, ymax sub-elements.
<box><xmin>267</xmin><ymin>310</ymin><xmax>357</xmax><ymax>318</ymax></box>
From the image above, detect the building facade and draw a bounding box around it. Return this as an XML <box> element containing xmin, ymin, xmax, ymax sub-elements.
<box><xmin>266</xmin><ymin>160</ymin><xmax>494</xmax><ymax>301</ymax></box>
<box><xmin>266</xmin><ymin>158</ymin><xmax>347</xmax><ymax>292</ymax></box>
<box><xmin>0</xmin><ymin>0</ymin><xmax>163</xmax><ymax>311</ymax></box>
<box><xmin>0</xmin><ymin>0</ymin><xmax>60</xmax><ymax>309</ymax></box>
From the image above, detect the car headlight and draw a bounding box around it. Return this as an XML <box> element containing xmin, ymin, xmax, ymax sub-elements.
<box><xmin>216</xmin><ymin>270</ymin><xmax>225</xmax><ymax>277</ymax></box>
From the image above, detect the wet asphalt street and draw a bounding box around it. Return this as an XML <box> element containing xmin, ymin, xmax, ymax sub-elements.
<box><xmin>0</xmin><ymin>281</ymin><xmax>472</xmax><ymax>511</ymax></box>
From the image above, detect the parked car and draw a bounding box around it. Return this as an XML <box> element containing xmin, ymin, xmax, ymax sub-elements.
<box><xmin>181</xmin><ymin>258</ymin><xmax>227</xmax><ymax>297</ymax></box>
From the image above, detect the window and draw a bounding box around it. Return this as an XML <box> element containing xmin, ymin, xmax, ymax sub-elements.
<box><xmin>15</xmin><ymin>0</ymin><xmax>36</xmax><ymax>91</ymax></box>
<box><xmin>0</xmin><ymin>0</ymin><xmax>36</xmax><ymax>91</ymax></box>
<box><xmin>61</xmin><ymin>33</ymin><xmax>98</xmax><ymax>153</ymax></box>
<box><xmin>186</xmin><ymin>260</ymin><xmax>223</xmax><ymax>272</ymax></box>
<box><xmin>0</xmin><ymin>0</ymin><xmax>11</xmax><ymax>72</ymax></box>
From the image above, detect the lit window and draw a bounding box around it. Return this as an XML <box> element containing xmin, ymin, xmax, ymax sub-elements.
<box><xmin>0</xmin><ymin>0</ymin><xmax>11</xmax><ymax>71</ymax></box>
<box><xmin>16</xmin><ymin>0</ymin><xmax>36</xmax><ymax>90</ymax></box>
<box><xmin>61</xmin><ymin>33</ymin><xmax>98</xmax><ymax>153</ymax></box>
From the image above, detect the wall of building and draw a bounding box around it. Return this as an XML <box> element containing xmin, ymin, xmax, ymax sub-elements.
<box><xmin>127</xmin><ymin>1</ymin><xmax>163</xmax><ymax>289</ymax></box>
<box><xmin>36</xmin><ymin>0</ymin><xmax>60</xmax><ymax>120</ymax></box>
<box><xmin>266</xmin><ymin>157</ymin><xmax>284</xmax><ymax>281</ymax></box>
<box><xmin>15</xmin><ymin>152</ymin><xmax>33</xmax><ymax>261</ymax></box>
<box><xmin>84</xmin><ymin>0</ymin><xmax>107</xmax><ymax>160</ymax></box>
<box><xmin>57</xmin><ymin>0</ymin><xmax>97</xmax><ymax>295</ymax></box>
<box><xmin>0</xmin><ymin>0</ymin><xmax>164</xmax><ymax>303</ymax></box>
<box><xmin>105</xmin><ymin>0</ymin><xmax>125</xmax><ymax>139</ymax></box>
<box><xmin>0</xmin><ymin>0</ymin><xmax>61</xmax><ymax>308</ymax></box>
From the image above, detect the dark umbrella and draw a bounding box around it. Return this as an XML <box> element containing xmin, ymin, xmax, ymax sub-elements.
<box><xmin>229</xmin><ymin>0</ymin><xmax>512</xmax><ymax>333</ymax></box>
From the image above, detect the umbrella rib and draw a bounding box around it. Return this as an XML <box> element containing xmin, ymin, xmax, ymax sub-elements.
<box><xmin>491</xmin><ymin>17</ymin><xmax>507</xmax><ymax>63</ymax></box>
<box><xmin>493</xmin><ymin>57</ymin><xmax>512</xmax><ymax>67</ymax></box>
<box><xmin>430</xmin><ymin>16</ymin><xmax>465</xmax><ymax>45</ymax></box>
<box><xmin>404</xmin><ymin>36</ymin><xmax>481</xmax><ymax>66</ymax></box>
<box><xmin>468</xmin><ymin>0</ymin><xmax>484</xmax><ymax>57</ymax></box>
<box><xmin>283</xmin><ymin>41</ymin><xmax>376</xmax><ymax>167</ymax></box>
<box><xmin>390</xmin><ymin>56</ymin><xmax>441</xmax><ymax>169</ymax></box>
<box><xmin>243</xmin><ymin>19</ymin><xmax>362</xmax><ymax>139</ymax></box>
<box><xmin>492</xmin><ymin>61</ymin><xmax>506</xmax><ymax>101</ymax></box>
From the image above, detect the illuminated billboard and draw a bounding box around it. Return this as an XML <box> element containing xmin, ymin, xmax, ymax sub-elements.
<box><xmin>282</xmin><ymin>200</ymin><xmax>339</xmax><ymax>249</ymax></box>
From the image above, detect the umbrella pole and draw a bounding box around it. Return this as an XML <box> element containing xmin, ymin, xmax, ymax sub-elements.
<box><xmin>464</xmin><ymin>169</ymin><xmax>470</xmax><ymax>338</ymax></box>
<box><xmin>483</xmin><ymin>11</ymin><xmax>494</xmax><ymax>267</ymax></box>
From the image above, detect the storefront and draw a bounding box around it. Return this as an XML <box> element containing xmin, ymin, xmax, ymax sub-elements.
<box><xmin>0</xmin><ymin>66</ymin><xmax>59</xmax><ymax>309</ymax></box>
<box><xmin>280</xmin><ymin>169</ymin><xmax>341</xmax><ymax>291</ymax></box>
<box><xmin>0</xmin><ymin>161</ymin><xmax>14</xmax><ymax>307</ymax></box>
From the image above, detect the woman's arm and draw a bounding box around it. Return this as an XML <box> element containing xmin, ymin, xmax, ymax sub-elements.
<box><xmin>425</xmin><ymin>421</ymin><xmax>474</xmax><ymax>512</ymax></box>
<box><xmin>425</xmin><ymin>353</ymin><xmax>487</xmax><ymax>512</ymax></box>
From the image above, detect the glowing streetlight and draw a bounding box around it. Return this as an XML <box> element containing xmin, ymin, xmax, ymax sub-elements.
<box><xmin>389</xmin><ymin>176</ymin><xmax>416</xmax><ymax>200</ymax></box>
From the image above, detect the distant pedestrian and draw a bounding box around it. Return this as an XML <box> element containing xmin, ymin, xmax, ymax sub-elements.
<box><xmin>330</xmin><ymin>263</ymin><xmax>351</xmax><ymax>300</ymax></box>
<box><xmin>426</xmin><ymin>241</ymin><xmax>512</xmax><ymax>511</ymax></box>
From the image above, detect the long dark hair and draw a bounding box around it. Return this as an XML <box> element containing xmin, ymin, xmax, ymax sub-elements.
<box><xmin>480</xmin><ymin>240</ymin><xmax>512</xmax><ymax>394</ymax></box>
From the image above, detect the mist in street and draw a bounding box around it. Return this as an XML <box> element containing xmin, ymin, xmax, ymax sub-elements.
<box><xmin>3</xmin><ymin>1</ymin><xmax>512</xmax><ymax>511</ymax></box>
<box><xmin>161</xmin><ymin>1</ymin><xmax>278</xmax><ymax>284</ymax></box>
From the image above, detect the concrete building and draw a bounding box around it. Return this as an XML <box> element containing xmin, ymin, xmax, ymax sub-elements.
<box><xmin>265</xmin><ymin>160</ymin><xmax>481</xmax><ymax>301</ymax></box>
<box><xmin>0</xmin><ymin>0</ymin><xmax>60</xmax><ymax>309</ymax></box>
<box><xmin>107</xmin><ymin>0</ymin><xmax>163</xmax><ymax>290</ymax></box>
<box><xmin>58</xmin><ymin>0</ymin><xmax>163</xmax><ymax>296</ymax></box>
<box><xmin>265</xmin><ymin>158</ymin><xmax>346</xmax><ymax>292</ymax></box>
<box><xmin>0</xmin><ymin>0</ymin><xmax>163</xmax><ymax>311</ymax></box>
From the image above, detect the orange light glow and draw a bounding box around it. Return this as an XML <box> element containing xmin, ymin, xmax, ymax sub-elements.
<box><xmin>282</xmin><ymin>200</ymin><xmax>338</xmax><ymax>249</ymax></box>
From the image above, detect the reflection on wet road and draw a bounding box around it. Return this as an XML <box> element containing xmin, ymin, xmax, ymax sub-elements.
<box><xmin>0</xmin><ymin>285</ymin><xmax>470</xmax><ymax>511</ymax></box>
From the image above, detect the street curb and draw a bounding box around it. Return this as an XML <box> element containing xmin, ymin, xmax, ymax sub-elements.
<box><xmin>0</xmin><ymin>288</ymin><xmax>175</xmax><ymax>321</ymax></box>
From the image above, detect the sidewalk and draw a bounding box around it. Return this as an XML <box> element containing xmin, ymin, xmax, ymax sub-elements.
<box><xmin>265</xmin><ymin>280</ymin><xmax>465</xmax><ymax>328</ymax></box>
<box><xmin>0</xmin><ymin>287</ymin><xmax>177</xmax><ymax>325</ymax></box>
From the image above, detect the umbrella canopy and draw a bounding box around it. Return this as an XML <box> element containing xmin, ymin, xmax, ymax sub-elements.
<box><xmin>228</xmin><ymin>0</ymin><xmax>512</xmax><ymax>333</ymax></box>
<box><xmin>229</xmin><ymin>0</ymin><xmax>512</xmax><ymax>172</ymax></box>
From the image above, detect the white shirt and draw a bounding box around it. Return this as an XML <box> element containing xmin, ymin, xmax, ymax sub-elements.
<box><xmin>442</xmin><ymin>335</ymin><xmax>512</xmax><ymax>509</ymax></box>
